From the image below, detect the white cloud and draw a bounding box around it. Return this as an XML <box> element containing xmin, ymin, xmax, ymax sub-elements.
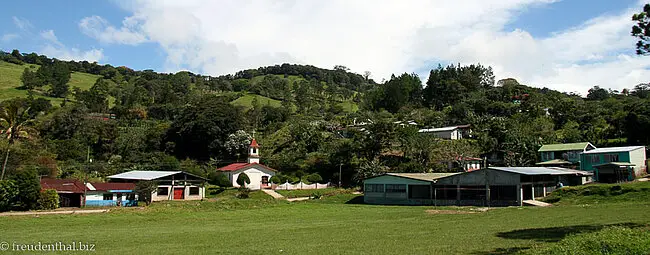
<box><xmin>39</xmin><ymin>30</ymin><xmax>104</xmax><ymax>62</ymax></box>
<box><xmin>12</xmin><ymin>16</ymin><xmax>33</xmax><ymax>31</ymax></box>
<box><xmin>84</xmin><ymin>0</ymin><xmax>648</xmax><ymax>94</ymax></box>
<box><xmin>0</xmin><ymin>34</ymin><xmax>20</xmax><ymax>43</ymax></box>
<box><xmin>79</xmin><ymin>15</ymin><xmax>147</xmax><ymax>45</ymax></box>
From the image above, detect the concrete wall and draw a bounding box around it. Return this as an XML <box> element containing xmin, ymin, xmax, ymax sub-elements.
<box><xmin>85</xmin><ymin>192</ymin><xmax>136</xmax><ymax>206</ymax></box>
<box><xmin>152</xmin><ymin>185</ymin><xmax>204</xmax><ymax>201</ymax></box>
<box><xmin>629</xmin><ymin>148</ymin><xmax>647</xmax><ymax>177</ymax></box>
<box><xmin>231</xmin><ymin>167</ymin><xmax>275</xmax><ymax>190</ymax></box>
<box><xmin>435</xmin><ymin>169</ymin><xmax>520</xmax><ymax>186</ymax></box>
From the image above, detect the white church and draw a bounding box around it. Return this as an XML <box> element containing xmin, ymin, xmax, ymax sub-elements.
<box><xmin>216</xmin><ymin>139</ymin><xmax>277</xmax><ymax>190</ymax></box>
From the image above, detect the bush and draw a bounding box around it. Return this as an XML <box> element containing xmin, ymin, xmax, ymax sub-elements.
<box><xmin>0</xmin><ymin>180</ymin><xmax>19</xmax><ymax>212</ymax></box>
<box><xmin>10</xmin><ymin>170</ymin><xmax>41</xmax><ymax>210</ymax></box>
<box><xmin>236</xmin><ymin>188</ymin><xmax>250</xmax><ymax>199</ymax></box>
<box><xmin>306</xmin><ymin>173</ymin><xmax>323</xmax><ymax>184</ymax></box>
<box><xmin>135</xmin><ymin>181</ymin><xmax>157</xmax><ymax>206</ymax></box>
<box><xmin>236</xmin><ymin>173</ymin><xmax>250</xmax><ymax>188</ymax></box>
<box><xmin>522</xmin><ymin>226</ymin><xmax>650</xmax><ymax>255</ymax></box>
<box><xmin>209</xmin><ymin>172</ymin><xmax>232</xmax><ymax>187</ymax></box>
<box><xmin>37</xmin><ymin>189</ymin><xmax>59</xmax><ymax>210</ymax></box>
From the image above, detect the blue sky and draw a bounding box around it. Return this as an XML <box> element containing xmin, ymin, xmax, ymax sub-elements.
<box><xmin>0</xmin><ymin>0</ymin><xmax>648</xmax><ymax>93</ymax></box>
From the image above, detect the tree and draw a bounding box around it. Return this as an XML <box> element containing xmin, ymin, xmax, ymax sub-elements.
<box><xmin>20</xmin><ymin>68</ymin><xmax>41</xmax><ymax>90</ymax></box>
<box><xmin>306</xmin><ymin>173</ymin><xmax>323</xmax><ymax>184</ymax></box>
<box><xmin>0</xmin><ymin>180</ymin><xmax>18</xmax><ymax>212</ymax></box>
<box><xmin>135</xmin><ymin>181</ymin><xmax>157</xmax><ymax>206</ymax></box>
<box><xmin>632</xmin><ymin>4</ymin><xmax>650</xmax><ymax>55</ymax></box>
<box><xmin>10</xmin><ymin>169</ymin><xmax>40</xmax><ymax>210</ymax></box>
<box><xmin>37</xmin><ymin>189</ymin><xmax>59</xmax><ymax>210</ymax></box>
<box><xmin>587</xmin><ymin>86</ymin><xmax>610</xmax><ymax>101</ymax></box>
<box><xmin>0</xmin><ymin>99</ymin><xmax>37</xmax><ymax>180</ymax></box>
<box><xmin>224</xmin><ymin>130</ymin><xmax>252</xmax><ymax>160</ymax></box>
<box><xmin>353</xmin><ymin>159</ymin><xmax>387</xmax><ymax>185</ymax></box>
<box><xmin>236</xmin><ymin>173</ymin><xmax>250</xmax><ymax>188</ymax></box>
<box><xmin>363</xmin><ymin>71</ymin><xmax>372</xmax><ymax>81</ymax></box>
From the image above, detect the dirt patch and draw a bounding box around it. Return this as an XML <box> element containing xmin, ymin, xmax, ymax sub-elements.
<box><xmin>425</xmin><ymin>209</ymin><xmax>478</xmax><ymax>215</ymax></box>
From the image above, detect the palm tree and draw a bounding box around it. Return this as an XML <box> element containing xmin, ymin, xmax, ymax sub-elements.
<box><xmin>0</xmin><ymin>100</ymin><xmax>36</xmax><ymax>181</ymax></box>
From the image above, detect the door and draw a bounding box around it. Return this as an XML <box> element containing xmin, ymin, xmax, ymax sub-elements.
<box><xmin>173</xmin><ymin>188</ymin><xmax>185</xmax><ymax>200</ymax></box>
<box><xmin>262</xmin><ymin>176</ymin><xmax>269</xmax><ymax>187</ymax></box>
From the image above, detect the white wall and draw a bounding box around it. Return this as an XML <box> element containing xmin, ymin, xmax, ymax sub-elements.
<box><xmin>152</xmin><ymin>185</ymin><xmax>204</xmax><ymax>201</ymax></box>
<box><xmin>232</xmin><ymin>167</ymin><xmax>275</xmax><ymax>190</ymax></box>
<box><xmin>629</xmin><ymin>148</ymin><xmax>647</xmax><ymax>177</ymax></box>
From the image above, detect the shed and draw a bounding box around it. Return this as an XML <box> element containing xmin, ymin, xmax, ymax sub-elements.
<box><xmin>108</xmin><ymin>171</ymin><xmax>207</xmax><ymax>201</ymax></box>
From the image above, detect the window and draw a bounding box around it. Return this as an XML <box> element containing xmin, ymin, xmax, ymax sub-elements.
<box><xmin>434</xmin><ymin>185</ymin><xmax>457</xmax><ymax>200</ymax></box>
<box><xmin>385</xmin><ymin>184</ymin><xmax>406</xmax><ymax>193</ymax></box>
<box><xmin>157</xmin><ymin>187</ymin><xmax>169</xmax><ymax>196</ymax></box>
<box><xmin>408</xmin><ymin>185</ymin><xmax>431</xmax><ymax>199</ymax></box>
<box><xmin>252</xmin><ymin>148</ymin><xmax>257</xmax><ymax>154</ymax></box>
<box><xmin>604</xmin><ymin>154</ymin><xmax>619</xmax><ymax>163</ymax></box>
<box><xmin>103</xmin><ymin>194</ymin><xmax>113</xmax><ymax>200</ymax></box>
<box><xmin>262</xmin><ymin>176</ymin><xmax>269</xmax><ymax>185</ymax></box>
<box><xmin>189</xmin><ymin>187</ymin><xmax>199</xmax><ymax>195</ymax></box>
<box><xmin>365</xmin><ymin>184</ymin><xmax>384</xmax><ymax>193</ymax></box>
<box><xmin>591</xmin><ymin>155</ymin><xmax>600</xmax><ymax>163</ymax></box>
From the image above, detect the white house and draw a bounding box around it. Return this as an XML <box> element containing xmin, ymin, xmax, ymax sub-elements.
<box><xmin>418</xmin><ymin>124</ymin><xmax>472</xmax><ymax>140</ymax></box>
<box><xmin>217</xmin><ymin>139</ymin><xmax>277</xmax><ymax>190</ymax></box>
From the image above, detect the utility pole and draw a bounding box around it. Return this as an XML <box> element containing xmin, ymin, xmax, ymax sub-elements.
<box><xmin>338</xmin><ymin>163</ymin><xmax>342</xmax><ymax>187</ymax></box>
<box><xmin>83</xmin><ymin>146</ymin><xmax>90</xmax><ymax>208</ymax></box>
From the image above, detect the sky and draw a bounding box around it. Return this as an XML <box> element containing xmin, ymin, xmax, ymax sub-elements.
<box><xmin>0</xmin><ymin>0</ymin><xmax>648</xmax><ymax>94</ymax></box>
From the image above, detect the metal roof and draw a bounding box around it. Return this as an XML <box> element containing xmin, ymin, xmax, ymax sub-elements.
<box><xmin>535</xmin><ymin>159</ymin><xmax>573</xmax><ymax>165</ymax></box>
<box><xmin>488</xmin><ymin>167</ymin><xmax>592</xmax><ymax>176</ymax></box>
<box><xmin>538</xmin><ymin>142</ymin><xmax>593</xmax><ymax>152</ymax></box>
<box><xmin>385</xmin><ymin>173</ymin><xmax>459</xmax><ymax>182</ymax></box>
<box><xmin>108</xmin><ymin>171</ymin><xmax>183</xmax><ymax>180</ymax></box>
<box><xmin>593</xmin><ymin>162</ymin><xmax>636</xmax><ymax>167</ymax></box>
<box><xmin>582</xmin><ymin>146</ymin><xmax>645</xmax><ymax>154</ymax></box>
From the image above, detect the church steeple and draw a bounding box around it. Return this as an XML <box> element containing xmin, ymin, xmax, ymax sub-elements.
<box><xmin>248</xmin><ymin>138</ymin><xmax>260</xmax><ymax>164</ymax></box>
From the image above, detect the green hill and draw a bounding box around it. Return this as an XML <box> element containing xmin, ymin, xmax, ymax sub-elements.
<box><xmin>231</xmin><ymin>93</ymin><xmax>282</xmax><ymax>109</ymax></box>
<box><xmin>0</xmin><ymin>61</ymin><xmax>101</xmax><ymax>104</ymax></box>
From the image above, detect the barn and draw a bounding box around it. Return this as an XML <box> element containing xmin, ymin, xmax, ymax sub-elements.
<box><xmin>363</xmin><ymin>167</ymin><xmax>593</xmax><ymax>206</ymax></box>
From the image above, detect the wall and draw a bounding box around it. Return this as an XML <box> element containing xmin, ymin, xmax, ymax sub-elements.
<box><xmin>85</xmin><ymin>192</ymin><xmax>136</xmax><ymax>207</ymax></box>
<box><xmin>152</xmin><ymin>185</ymin><xmax>204</xmax><ymax>201</ymax></box>
<box><xmin>363</xmin><ymin>175</ymin><xmax>430</xmax><ymax>205</ymax></box>
<box><xmin>231</xmin><ymin>167</ymin><xmax>275</xmax><ymax>190</ymax></box>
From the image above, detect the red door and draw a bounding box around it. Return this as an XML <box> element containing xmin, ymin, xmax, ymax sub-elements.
<box><xmin>173</xmin><ymin>188</ymin><xmax>184</xmax><ymax>200</ymax></box>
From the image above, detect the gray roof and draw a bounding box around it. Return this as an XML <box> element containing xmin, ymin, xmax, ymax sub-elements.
<box><xmin>488</xmin><ymin>167</ymin><xmax>593</xmax><ymax>176</ymax></box>
<box><xmin>385</xmin><ymin>173</ymin><xmax>459</xmax><ymax>182</ymax></box>
<box><xmin>582</xmin><ymin>146</ymin><xmax>645</xmax><ymax>154</ymax></box>
<box><xmin>108</xmin><ymin>171</ymin><xmax>182</xmax><ymax>181</ymax></box>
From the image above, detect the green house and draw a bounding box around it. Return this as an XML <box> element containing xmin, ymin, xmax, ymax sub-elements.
<box><xmin>580</xmin><ymin>146</ymin><xmax>647</xmax><ymax>183</ymax></box>
<box><xmin>537</xmin><ymin>142</ymin><xmax>595</xmax><ymax>166</ymax></box>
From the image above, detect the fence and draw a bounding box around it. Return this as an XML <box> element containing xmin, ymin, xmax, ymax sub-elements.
<box><xmin>273</xmin><ymin>181</ymin><xmax>332</xmax><ymax>190</ymax></box>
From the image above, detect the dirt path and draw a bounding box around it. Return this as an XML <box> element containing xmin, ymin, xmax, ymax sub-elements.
<box><xmin>261</xmin><ymin>189</ymin><xmax>285</xmax><ymax>199</ymax></box>
<box><xmin>0</xmin><ymin>209</ymin><xmax>109</xmax><ymax>217</ymax></box>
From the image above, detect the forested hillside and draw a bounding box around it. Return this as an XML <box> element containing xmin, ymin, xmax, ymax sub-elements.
<box><xmin>0</xmin><ymin>48</ymin><xmax>649</xmax><ymax>192</ymax></box>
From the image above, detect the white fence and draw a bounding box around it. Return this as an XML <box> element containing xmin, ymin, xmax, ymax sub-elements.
<box><xmin>273</xmin><ymin>181</ymin><xmax>332</xmax><ymax>190</ymax></box>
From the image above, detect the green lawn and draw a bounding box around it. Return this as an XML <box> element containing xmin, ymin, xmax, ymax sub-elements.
<box><xmin>0</xmin><ymin>61</ymin><xmax>101</xmax><ymax>105</ymax></box>
<box><xmin>0</xmin><ymin>189</ymin><xmax>648</xmax><ymax>254</ymax></box>
<box><xmin>230</xmin><ymin>93</ymin><xmax>282</xmax><ymax>109</ymax></box>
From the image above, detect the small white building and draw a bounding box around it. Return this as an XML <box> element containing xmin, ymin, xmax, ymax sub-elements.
<box><xmin>217</xmin><ymin>139</ymin><xmax>277</xmax><ymax>190</ymax></box>
<box><xmin>418</xmin><ymin>124</ymin><xmax>472</xmax><ymax>140</ymax></box>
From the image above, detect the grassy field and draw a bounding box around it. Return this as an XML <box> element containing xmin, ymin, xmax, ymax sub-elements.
<box><xmin>0</xmin><ymin>61</ymin><xmax>100</xmax><ymax>104</ymax></box>
<box><xmin>230</xmin><ymin>93</ymin><xmax>282</xmax><ymax>109</ymax></box>
<box><xmin>0</xmin><ymin>187</ymin><xmax>649</xmax><ymax>254</ymax></box>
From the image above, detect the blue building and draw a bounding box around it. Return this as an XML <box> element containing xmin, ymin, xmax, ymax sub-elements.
<box><xmin>580</xmin><ymin>146</ymin><xmax>647</xmax><ymax>183</ymax></box>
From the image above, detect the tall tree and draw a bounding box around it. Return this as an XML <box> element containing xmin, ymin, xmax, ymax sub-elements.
<box><xmin>20</xmin><ymin>68</ymin><xmax>41</xmax><ymax>90</ymax></box>
<box><xmin>0</xmin><ymin>99</ymin><xmax>37</xmax><ymax>180</ymax></box>
<box><xmin>632</xmin><ymin>4</ymin><xmax>650</xmax><ymax>55</ymax></box>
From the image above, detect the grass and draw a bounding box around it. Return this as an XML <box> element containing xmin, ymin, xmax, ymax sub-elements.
<box><xmin>0</xmin><ymin>61</ymin><xmax>101</xmax><ymax>105</ymax></box>
<box><xmin>521</xmin><ymin>226</ymin><xmax>650</xmax><ymax>255</ymax></box>
<box><xmin>230</xmin><ymin>93</ymin><xmax>282</xmax><ymax>109</ymax></box>
<box><xmin>0</xmin><ymin>188</ymin><xmax>649</xmax><ymax>254</ymax></box>
<box><xmin>276</xmin><ymin>188</ymin><xmax>354</xmax><ymax>198</ymax></box>
<box><xmin>542</xmin><ymin>181</ymin><xmax>650</xmax><ymax>205</ymax></box>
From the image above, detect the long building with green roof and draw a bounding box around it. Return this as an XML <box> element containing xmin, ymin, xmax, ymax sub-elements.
<box><xmin>537</xmin><ymin>142</ymin><xmax>596</xmax><ymax>166</ymax></box>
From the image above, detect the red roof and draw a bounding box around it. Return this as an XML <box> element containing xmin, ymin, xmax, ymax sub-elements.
<box><xmin>40</xmin><ymin>178</ymin><xmax>85</xmax><ymax>194</ymax></box>
<box><xmin>217</xmin><ymin>162</ymin><xmax>277</xmax><ymax>172</ymax></box>
<box><xmin>250</xmin><ymin>139</ymin><xmax>260</xmax><ymax>148</ymax></box>
<box><xmin>90</xmin><ymin>182</ymin><xmax>135</xmax><ymax>191</ymax></box>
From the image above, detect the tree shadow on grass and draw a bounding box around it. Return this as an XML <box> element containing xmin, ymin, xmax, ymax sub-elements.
<box><xmin>344</xmin><ymin>195</ymin><xmax>365</xmax><ymax>204</ymax></box>
<box><xmin>496</xmin><ymin>222</ymin><xmax>644</xmax><ymax>242</ymax></box>
<box><xmin>471</xmin><ymin>222</ymin><xmax>646</xmax><ymax>255</ymax></box>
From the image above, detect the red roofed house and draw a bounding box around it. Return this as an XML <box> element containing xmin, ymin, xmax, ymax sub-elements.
<box><xmin>217</xmin><ymin>139</ymin><xmax>277</xmax><ymax>190</ymax></box>
<box><xmin>40</xmin><ymin>178</ymin><xmax>137</xmax><ymax>207</ymax></box>
<box><xmin>40</xmin><ymin>178</ymin><xmax>85</xmax><ymax>207</ymax></box>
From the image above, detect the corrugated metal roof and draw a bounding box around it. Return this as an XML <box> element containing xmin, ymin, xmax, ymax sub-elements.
<box><xmin>582</xmin><ymin>146</ymin><xmax>645</xmax><ymax>154</ymax></box>
<box><xmin>593</xmin><ymin>162</ymin><xmax>636</xmax><ymax>167</ymax></box>
<box><xmin>535</xmin><ymin>159</ymin><xmax>573</xmax><ymax>165</ymax></box>
<box><xmin>386</xmin><ymin>173</ymin><xmax>458</xmax><ymax>182</ymax></box>
<box><xmin>419</xmin><ymin>126</ymin><xmax>458</xmax><ymax>133</ymax></box>
<box><xmin>538</xmin><ymin>142</ymin><xmax>592</xmax><ymax>152</ymax></box>
<box><xmin>488</xmin><ymin>167</ymin><xmax>592</xmax><ymax>176</ymax></box>
<box><xmin>108</xmin><ymin>171</ymin><xmax>182</xmax><ymax>180</ymax></box>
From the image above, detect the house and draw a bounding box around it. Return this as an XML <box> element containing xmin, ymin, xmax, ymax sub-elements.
<box><xmin>85</xmin><ymin>182</ymin><xmax>137</xmax><ymax>207</ymax></box>
<box><xmin>363</xmin><ymin>167</ymin><xmax>593</xmax><ymax>206</ymax></box>
<box><xmin>579</xmin><ymin>146</ymin><xmax>647</xmax><ymax>183</ymax></box>
<box><xmin>217</xmin><ymin>139</ymin><xmax>277</xmax><ymax>190</ymax></box>
<box><xmin>418</xmin><ymin>124</ymin><xmax>472</xmax><ymax>140</ymax></box>
<box><xmin>40</xmin><ymin>179</ymin><xmax>137</xmax><ymax>207</ymax></box>
<box><xmin>444</xmin><ymin>156</ymin><xmax>484</xmax><ymax>172</ymax></box>
<box><xmin>537</xmin><ymin>142</ymin><xmax>596</xmax><ymax>167</ymax></box>
<box><xmin>108</xmin><ymin>171</ymin><xmax>207</xmax><ymax>201</ymax></box>
<box><xmin>40</xmin><ymin>178</ymin><xmax>85</xmax><ymax>207</ymax></box>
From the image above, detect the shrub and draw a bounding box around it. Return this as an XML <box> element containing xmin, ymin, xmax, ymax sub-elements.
<box><xmin>0</xmin><ymin>180</ymin><xmax>19</xmax><ymax>212</ymax></box>
<box><xmin>306</xmin><ymin>173</ymin><xmax>323</xmax><ymax>184</ymax></box>
<box><xmin>209</xmin><ymin>172</ymin><xmax>232</xmax><ymax>187</ymax></box>
<box><xmin>10</xmin><ymin>170</ymin><xmax>41</xmax><ymax>210</ymax></box>
<box><xmin>310</xmin><ymin>191</ymin><xmax>322</xmax><ymax>200</ymax></box>
<box><xmin>236</xmin><ymin>173</ymin><xmax>250</xmax><ymax>188</ymax></box>
<box><xmin>135</xmin><ymin>181</ymin><xmax>157</xmax><ymax>206</ymax></box>
<box><xmin>270</xmin><ymin>175</ymin><xmax>282</xmax><ymax>184</ymax></box>
<box><xmin>522</xmin><ymin>226</ymin><xmax>650</xmax><ymax>255</ymax></box>
<box><xmin>236</xmin><ymin>188</ymin><xmax>250</xmax><ymax>199</ymax></box>
<box><xmin>37</xmin><ymin>189</ymin><xmax>59</xmax><ymax>210</ymax></box>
